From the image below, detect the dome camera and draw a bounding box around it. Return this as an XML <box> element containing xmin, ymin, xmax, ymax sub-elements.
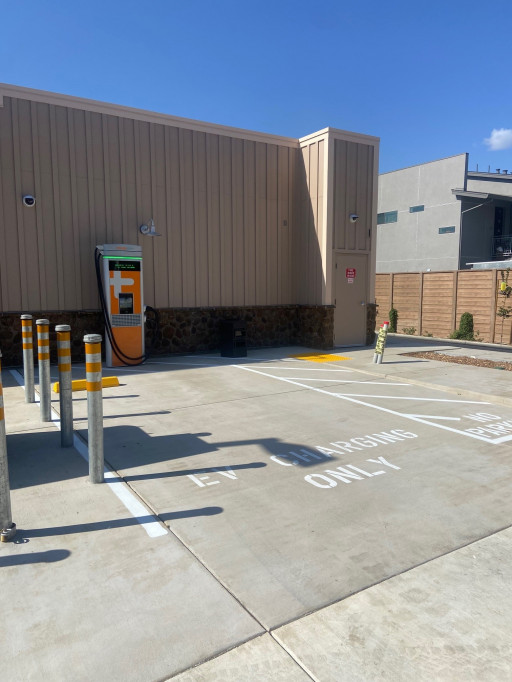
<box><xmin>22</xmin><ymin>195</ymin><xmax>36</xmax><ymax>208</ymax></box>
<box><xmin>349</xmin><ymin>213</ymin><xmax>359</xmax><ymax>223</ymax></box>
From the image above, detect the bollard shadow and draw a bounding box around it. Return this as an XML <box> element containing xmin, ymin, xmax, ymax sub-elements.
<box><xmin>0</xmin><ymin>549</ymin><xmax>71</xmax><ymax>567</ymax></box>
<box><xmin>73</xmin><ymin>410</ymin><xmax>171</xmax><ymax>421</ymax></box>
<box><xmin>15</xmin><ymin>506</ymin><xmax>223</xmax><ymax>539</ymax></box>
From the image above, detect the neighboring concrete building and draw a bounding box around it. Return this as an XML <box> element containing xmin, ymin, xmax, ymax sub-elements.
<box><xmin>376</xmin><ymin>153</ymin><xmax>512</xmax><ymax>272</ymax></box>
<box><xmin>0</xmin><ymin>84</ymin><xmax>379</xmax><ymax>363</ymax></box>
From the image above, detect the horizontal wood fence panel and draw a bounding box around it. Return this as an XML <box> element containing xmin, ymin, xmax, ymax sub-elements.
<box><xmin>376</xmin><ymin>268</ymin><xmax>512</xmax><ymax>345</ymax></box>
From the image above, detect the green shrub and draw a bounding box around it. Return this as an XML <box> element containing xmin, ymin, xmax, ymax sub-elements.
<box><xmin>402</xmin><ymin>326</ymin><xmax>416</xmax><ymax>335</ymax></box>
<box><xmin>450</xmin><ymin>312</ymin><xmax>475</xmax><ymax>340</ymax></box>
<box><xmin>388</xmin><ymin>307</ymin><xmax>398</xmax><ymax>333</ymax></box>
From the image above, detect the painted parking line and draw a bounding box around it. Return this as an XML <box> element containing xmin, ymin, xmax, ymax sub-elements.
<box><xmin>234</xmin><ymin>364</ymin><xmax>512</xmax><ymax>445</ymax></box>
<box><xmin>9</xmin><ymin>369</ymin><xmax>168</xmax><ymax>538</ymax></box>
<box><xmin>279</xmin><ymin>378</ymin><xmax>411</xmax><ymax>386</ymax></box>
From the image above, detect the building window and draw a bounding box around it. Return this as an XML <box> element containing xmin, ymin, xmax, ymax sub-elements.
<box><xmin>438</xmin><ymin>226</ymin><xmax>455</xmax><ymax>234</ymax></box>
<box><xmin>377</xmin><ymin>210</ymin><xmax>398</xmax><ymax>225</ymax></box>
<box><xmin>409</xmin><ymin>205</ymin><xmax>424</xmax><ymax>213</ymax></box>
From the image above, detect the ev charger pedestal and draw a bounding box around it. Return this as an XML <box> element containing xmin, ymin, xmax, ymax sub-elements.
<box><xmin>97</xmin><ymin>244</ymin><xmax>145</xmax><ymax>367</ymax></box>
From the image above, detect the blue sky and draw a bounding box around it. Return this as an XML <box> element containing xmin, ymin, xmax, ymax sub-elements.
<box><xmin>2</xmin><ymin>0</ymin><xmax>511</xmax><ymax>173</ymax></box>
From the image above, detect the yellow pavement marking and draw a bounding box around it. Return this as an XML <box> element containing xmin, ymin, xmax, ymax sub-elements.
<box><xmin>288</xmin><ymin>353</ymin><xmax>351</xmax><ymax>363</ymax></box>
<box><xmin>53</xmin><ymin>377</ymin><xmax>120</xmax><ymax>393</ymax></box>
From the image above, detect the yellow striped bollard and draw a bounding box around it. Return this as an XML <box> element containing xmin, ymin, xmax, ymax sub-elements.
<box><xmin>36</xmin><ymin>318</ymin><xmax>51</xmax><ymax>422</ymax></box>
<box><xmin>21</xmin><ymin>314</ymin><xmax>35</xmax><ymax>403</ymax></box>
<box><xmin>56</xmin><ymin>325</ymin><xmax>73</xmax><ymax>447</ymax></box>
<box><xmin>84</xmin><ymin>334</ymin><xmax>103</xmax><ymax>483</ymax></box>
<box><xmin>0</xmin><ymin>350</ymin><xmax>16</xmax><ymax>541</ymax></box>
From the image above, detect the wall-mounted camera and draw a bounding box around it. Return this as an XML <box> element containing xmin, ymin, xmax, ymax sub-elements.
<box><xmin>349</xmin><ymin>213</ymin><xmax>359</xmax><ymax>223</ymax></box>
<box><xmin>22</xmin><ymin>195</ymin><xmax>36</xmax><ymax>207</ymax></box>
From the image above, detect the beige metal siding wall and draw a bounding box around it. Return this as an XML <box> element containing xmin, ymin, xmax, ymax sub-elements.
<box><xmin>0</xmin><ymin>95</ymin><xmax>297</xmax><ymax>312</ymax></box>
<box><xmin>333</xmin><ymin>139</ymin><xmax>373</xmax><ymax>252</ymax></box>
<box><xmin>295</xmin><ymin>138</ymin><xmax>325</xmax><ymax>304</ymax></box>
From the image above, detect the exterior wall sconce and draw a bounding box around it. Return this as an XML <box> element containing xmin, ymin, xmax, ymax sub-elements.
<box><xmin>139</xmin><ymin>218</ymin><xmax>161</xmax><ymax>237</ymax></box>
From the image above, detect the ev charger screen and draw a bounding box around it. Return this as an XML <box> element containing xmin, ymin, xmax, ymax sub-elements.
<box><xmin>119</xmin><ymin>293</ymin><xmax>134</xmax><ymax>314</ymax></box>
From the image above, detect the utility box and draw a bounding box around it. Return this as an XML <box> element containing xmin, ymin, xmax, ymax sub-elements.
<box><xmin>219</xmin><ymin>320</ymin><xmax>247</xmax><ymax>358</ymax></box>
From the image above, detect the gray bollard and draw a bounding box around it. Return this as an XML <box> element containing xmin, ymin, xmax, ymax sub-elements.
<box><xmin>0</xmin><ymin>351</ymin><xmax>16</xmax><ymax>542</ymax></box>
<box><xmin>84</xmin><ymin>334</ymin><xmax>103</xmax><ymax>483</ymax></box>
<box><xmin>36</xmin><ymin>319</ymin><xmax>52</xmax><ymax>422</ymax></box>
<box><xmin>56</xmin><ymin>325</ymin><xmax>73</xmax><ymax>447</ymax></box>
<box><xmin>21</xmin><ymin>314</ymin><xmax>35</xmax><ymax>403</ymax></box>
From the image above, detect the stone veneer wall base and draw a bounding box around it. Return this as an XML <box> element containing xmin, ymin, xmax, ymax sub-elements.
<box><xmin>0</xmin><ymin>305</ymin><xmax>335</xmax><ymax>367</ymax></box>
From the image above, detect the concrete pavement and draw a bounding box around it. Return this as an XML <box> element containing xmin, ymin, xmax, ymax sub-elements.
<box><xmin>2</xmin><ymin>336</ymin><xmax>512</xmax><ymax>681</ymax></box>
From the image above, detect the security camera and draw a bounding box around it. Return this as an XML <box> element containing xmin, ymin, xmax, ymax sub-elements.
<box><xmin>349</xmin><ymin>213</ymin><xmax>359</xmax><ymax>223</ymax></box>
<box><xmin>22</xmin><ymin>195</ymin><xmax>36</xmax><ymax>207</ymax></box>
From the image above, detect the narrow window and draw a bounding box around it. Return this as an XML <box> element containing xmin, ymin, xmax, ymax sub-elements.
<box><xmin>409</xmin><ymin>205</ymin><xmax>424</xmax><ymax>213</ymax></box>
<box><xmin>438</xmin><ymin>226</ymin><xmax>455</xmax><ymax>234</ymax></box>
<box><xmin>377</xmin><ymin>210</ymin><xmax>398</xmax><ymax>225</ymax></box>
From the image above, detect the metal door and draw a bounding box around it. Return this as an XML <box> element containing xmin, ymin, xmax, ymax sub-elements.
<box><xmin>334</xmin><ymin>253</ymin><xmax>368</xmax><ymax>346</ymax></box>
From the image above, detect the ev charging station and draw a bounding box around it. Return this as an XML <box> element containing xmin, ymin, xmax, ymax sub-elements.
<box><xmin>96</xmin><ymin>244</ymin><xmax>145</xmax><ymax>367</ymax></box>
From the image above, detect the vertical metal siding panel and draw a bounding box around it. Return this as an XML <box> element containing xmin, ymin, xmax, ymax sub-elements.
<box><xmin>122</xmin><ymin>118</ymin><xmax>137</xmax><ymax>247</ymax></box>
<box><xmin>255</xmin><ymin>142</ymin><xmax>270</xmax><ymax>305</ymax></box>
<box><xmin>101</xmin><ymin>115</ymin><xmax>113</xmax><ymax>244</ymax></box>
<box><xmin>334</xmin><ymin>139</ymin><xmax>347</xmax><ymax>250</ymax></box>
<box><xmin>192</xmin><ymin>131</ymin><xmax>209</xmax><ymax>306</ymax></box>
<box><xmin>255</xmin><ymin>142</ymin><xmax>268</xmax><ymax>305</ymax></box>
<box><xmin>165</xmin><ymin>126</ymin><xmax>183</xmax><ymax>306</ymax></box>
<box><xmin>107</xmin><ymin>115</ymin><xmax>123</xmax><ymax>244</ymax></box>
<box><xmin>67</xmin><ymin>109</ymin><xmax>83</xmax><ymax>308</ymax></box>
<box><xmin>317</xmin><ymin>140</ymin><xmax>325</xmax><ymax>302</ymax></box>
<box><xmin>91</xmin><ymin>112</ymin><xmax>107</xmax><ymax>251</ymax></box>
<box><xmin>118</xmin><ymin>118</ymin><xmax>129</xmax><ymax>247</ymax></box>
<box><xmin>366</xmin><ymin>146</ymin><xmax>374</xmax><ymax>252</ymax></box>
<box><xmin>179</xmin><ymin>129</ymin><xmax>196</xmax><ymax>306</ymax></box>
<box><xmin>11</xmin><ymin>99</ymin><xmax>29</xmax><ymax>308</ymax></box>
<box><xmin>19</xmin><ymin>99</ymin><xmax>42</xmax><ymax>309</ymax></box>
<box><xmin>356</xmin><ymin>144</ymin><xmax>369</xmax><ymax>251</ymax></box>
<box><xmin>278</xmin><ymin>146</ymin><xmax>289</xmax><ymax>304</ymax></box>
<box><xmin>55</xmin><ymin>106</ymin><xmax>77</xmax><ymax>309</ymax></box>
<box><xmin>284</xmin><ymin>147</ymin><xmax>295</xmax><ymax>304</ymax></box>
<box><xmin>73</xmin><ymin>109</ymin><xmax>95</xmax><ymax>309</ymax></box>
<box><xmin>243</xmin><ymin>140</ymin><xmax>256</xmax><ymax>304</ymax></box>
<box><xmin>309</xmin><ymin>142</ymin><xmax>319</xmax><ymax>304</ymax></box>
<box><xmin>37</xmin><ymin>103</ymin><xmax>59</xmax><ymax>309</ymax></box>
<box><xmin>48</xmin><ymin>105</ymin><xmax>66</xmax><ymax>308</ymax></box>
<box><xmin>345</xmin><ymin>142</ymin><xmax>357</xmax><ymax>251</ymax></box>
<box><xmin>219</xmin><ymin>135</ymin><xmax>233</xmax><ymax>306</ymax></box>
<box><xmin>151</xmin><ymin>122</ymin><xmax>167</xmax><ymax>307</ymax></box>
<box><xmin>136</xmin><ymin>121</ymin><xmax>154</xmax><ymax>306</ymax></box>
<box><xmin>84</xmin><ymin>111</ymin><xmax>98</xmax><ymax>266</ymax></box>
<box><xmin>0</xmin><ymin>98</ymin><xmax>22</xmax><ymax>310</ymax></box>
<box><xmin>206</xmin><ymin>134</ymin><xmax>221</xmax><ymax>306</ymax></box>
<box><xmin>231</xmin><ymin>138</ymin><xmax>244</xmax><ymax>305</ymax></box>
<box><xmin>299</xmin><ymin>144</ymin><xmax>310</xmax><ymax>304</ymax></box>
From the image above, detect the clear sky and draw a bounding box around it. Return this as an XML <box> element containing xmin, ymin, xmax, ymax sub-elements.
<box><xmin>2</xmin><ymin>0</ymin><xmax>511</xmax><ymax>173</ymax></box>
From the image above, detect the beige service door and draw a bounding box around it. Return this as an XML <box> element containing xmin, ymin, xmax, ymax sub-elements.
<box><xmin>334</xmin><ymin>253</ymin><xmax>368</xmax><ymax>346</ymax></box>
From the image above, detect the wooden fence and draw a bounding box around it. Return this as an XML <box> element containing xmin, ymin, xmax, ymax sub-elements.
<box><xmin>375</xmin><ymin>269</ymin><xmax>512</xmax><ymax>344</ymax></box>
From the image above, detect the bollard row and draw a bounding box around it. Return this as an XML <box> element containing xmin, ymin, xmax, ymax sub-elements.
<box><xmin>18</xmin><ymin>316</ymin><xmax>105</xmax><ymax>483</ymax></box>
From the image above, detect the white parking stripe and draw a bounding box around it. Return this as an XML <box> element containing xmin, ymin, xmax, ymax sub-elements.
<box><xmin>9</xmin><ymin>369</ymin><xmax>167</xmax><ymax>538</ymax></box>
<box><xmin>234</xmin><ymin>365</ymin><xmax>502</xmax><ymax>444</ymax></box>
<box><xmin>282</xmin><ymin>378</ymin><xmax>410</xmax><ymax>385</ymax></box>
<box><xmin>332</xmin><ymin>393</ymin><xmax>488</xmax><ymax>403</ymax></box>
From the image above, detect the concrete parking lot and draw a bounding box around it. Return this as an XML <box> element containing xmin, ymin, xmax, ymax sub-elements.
<box><xmin>2</xmin><ymin>338</ymin><xmax>512</xmax><ymax>680</ymax></box>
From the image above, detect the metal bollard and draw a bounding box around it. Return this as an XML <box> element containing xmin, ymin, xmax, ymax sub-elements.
<box><xmin>84</xmin><ymin>334</ymin><xmax>104</xmax><ymax>483</ymax></box>
<box><xmin>0</xmin><ymin>351</ymin><xmax>16</xmax><ymax>542</ymax></box>
<box><xmin>21</xmin><ymin>314</ymin><xmax>35</xmax><ymax>403</ymax></box>
<box><xmin>36</xmin><ymin>319</ymin><xmax>52</xmax><ymax>422</ymax></box>
<box><xmin>56</xmin><ymin>325</ymin><xmax>73</xmax><ymax>447</ymax></box>
<box><xmin>373</xmin><ymin>322</ymin><xmax>389</xmax><ymax>364</ymax></box>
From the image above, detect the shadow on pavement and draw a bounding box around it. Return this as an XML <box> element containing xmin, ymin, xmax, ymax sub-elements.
<box><xmin>0</xmin><ymin>549</ymin><xmax>71</xmax><ymax>567</ymax></box>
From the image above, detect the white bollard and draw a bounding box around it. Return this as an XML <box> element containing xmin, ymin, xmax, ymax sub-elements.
<box><xmin>84</xmin><ymin>334</ymin><xmax>104</xmax><ymax>483</ymax></box>
<box><xmin>21</xmin><ymin>314</ymin><xmax>35</xmax><ymax>403</ymax></box>
<box><xmin>37</xmin><ymin>319</ymin><xmax>52</xmax><ymax>421</ymax></box>
<box><xmin>56</xmin><ymin>325</ymin><xmax>73</xmax><ymax>447</ymax></box>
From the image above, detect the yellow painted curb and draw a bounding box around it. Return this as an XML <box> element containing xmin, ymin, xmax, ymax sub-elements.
<box><xmin>288</xmin><ymin>353</ymin><xmax>351</xmax><ymax>363</ymax></box>
<box><xmin>53</xmin><ymin>377</ymin><xmax>120</xmax><ymax>393</ymax></box>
